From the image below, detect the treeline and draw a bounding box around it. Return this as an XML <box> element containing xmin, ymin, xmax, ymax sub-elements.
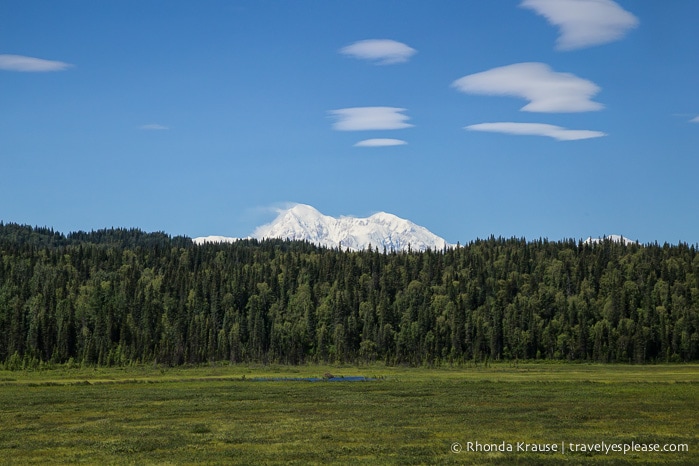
<box><xmin>0</xmin><ymin>222</ymin><xmax>698</xmax><ymax>368</ymax></box>
<box><xmin>0</xmin><ymin>223</ymin><xmax>190</xmax><ymax>249</ymax></box>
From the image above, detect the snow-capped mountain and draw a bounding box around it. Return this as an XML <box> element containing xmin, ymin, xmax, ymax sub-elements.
<box><xmin>192</xmin><ymin>235</ymin><xmax>240</xmax><ymax>245</ymax></box>
<box><xmin>583</xmin><ymin>234</ymin><xmax>638</xmax><ymax>246</ymax></box>
<box><xmin>193</xmin><ymin>204</ymin><xmax>453</xmax><ymax>252</ymax></box>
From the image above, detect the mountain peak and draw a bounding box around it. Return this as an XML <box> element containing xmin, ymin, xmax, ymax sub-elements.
<box><xmin>583</xmin><ymin>234</ymin><xmax>638</xmax><ymax>246</ymax></box>
<box><xmin>367</xmin><ymin>211</ymin><xmax>404</xmax><ymax>223</ymax></box>
<box><xmin>253</xmin><ymin>204</ymin><xmax>451</xmax><ymax>252</ymax></box>
<box><xmin>286</xmin><ymin>203</ymin><xmax>323</xmax><ymax>217</ymax></box>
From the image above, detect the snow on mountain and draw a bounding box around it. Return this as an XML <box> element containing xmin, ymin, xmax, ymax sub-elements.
<box><xmin>193</xmin><ymin>212</ymin><xmax>642</xmax><ymax>252</ymax></box>
<box><xmin>252</xmin><ymin>204</ymin><xmax>452</xmax><ymax>252</ymax></box>
<box><xmin>192</xmin><ymin>235</ymin><xmax>240</xmax><ymax>245</ymax></box>
<box><xmin>193</xmin><ymin>212</ymin><xmax>641</xmax><ymax>251</ymax></box>
<box><xmin>192</xmin><ymin>204</ymin><xmax>450</xmax><ymax>251</ymax></box>
<box><xmin>583</xmin><ymin>234</ymin><xmax>638</xmax><ymax>246</ymax></box>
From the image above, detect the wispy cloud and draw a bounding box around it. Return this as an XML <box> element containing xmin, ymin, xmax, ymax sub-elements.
<box><xmin>139</xmin><ymin>123</ymin><xmax>170</xmax><ymax>130</ymax></box>
<box><xmin>466</xmin><ymin>122</ymin><xmax>607</xmax><ymax>141</ymax></box>
<box><xmin>0</xmin><ymin>54</ymin><xmax>72</xmax><ymax>72</ymax></box>
<box><xmin>691</xmin><ymin>116</ymin><xmax>699</xmax><ymax>123</ymax></box>
<box><xmin>521</xmin><ymin>0</ymin><xmax>639</xmax><ymax>50</ymax></box>
<box><xmin>340</xmin><ymin>39</ymin><xmax>416</xmax><ymax>65</ymax></box>
<box><xmin>452</xmin><ymin>62</ymin><xmax>603</xmax><ymax>113</ymax></box>
<box><xmin>354</xmin><ymin>138</ymin><xmax>407</xmax><ymax>147</ymax></box>
<box><xmin>329</xmin><ymin>107</ymin><xmax>413</xmax><ymax>131</ymax></box>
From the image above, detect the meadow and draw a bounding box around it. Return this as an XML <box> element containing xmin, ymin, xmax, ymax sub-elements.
<box><xmin>0</xmin><ymin>363</ymin><xmax>697</xmax><ymax>464</ymax></box>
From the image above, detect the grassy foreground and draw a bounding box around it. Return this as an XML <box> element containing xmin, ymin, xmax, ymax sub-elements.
<box><xmin>0</xmin><ymin>363</ymin><xmax>697</xmax><ymax>464</ymax></box>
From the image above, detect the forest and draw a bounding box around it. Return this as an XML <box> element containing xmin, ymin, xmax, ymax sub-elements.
<box><xmin>0</xmin><ymin>222</ymin><xmax>697</xmax><ymax>368</ymax></box>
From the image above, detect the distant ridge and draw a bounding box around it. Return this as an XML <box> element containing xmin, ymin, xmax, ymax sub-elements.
<box><xmin>583</xmin><ymin>234</ymin><xmax>638</xmax><ymax>246</ymax></box>
<box><xmin>192</xmin><ymin>235</ymin><xmax>240</xmax><ymax>245</ymax></box>
<box><xmin>192</xmin><ymin>208</ymin><xmax>644</xmax><ymax>251</ymax></box>
<box><xmin>193</xmin><ymin>204</ymin><xmax>452</xmax><ymax>252</ymax></box>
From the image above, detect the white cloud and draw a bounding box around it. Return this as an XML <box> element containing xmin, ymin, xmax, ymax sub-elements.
<box><xmin>140</xmin><ymin>123</ymin><xmax>169</xmax><ymax>130</ymax></box>
<box><xmin>0</xmin><ymin>54</ymin><xmax>72</xmax><ymax>72</ymax></box>
<box><xmin>452</xmin><ymin>62</ymin><xmax>603</xmax><ymax>113</ymax></box>
<box><xmin>690</xmin><ymin>116</ymin><xmax>699</xmax><ymax>123</ymax></box>
<box><xmin>354</xmin><ymin>138</ymin><xmax>407</xmax><ymax>147</ymax></box>
<box><xmin>340</xmin><ymin>39</ymin><xmax>416</xmax><ymax>65</ymax></box>
<box><xmin>466</xmin><ymin>122</ymin><xmax>606</xmax><ymax>141</ymax></box>
<box><xmin>330</xmin><ymin>107</ymin><xmax>413</xmax><ymax>131</ymax></box>
<box><xmin>521</xmin><ymin>0</ymin><xmax>639</xmax><ymax>50</ymax></box>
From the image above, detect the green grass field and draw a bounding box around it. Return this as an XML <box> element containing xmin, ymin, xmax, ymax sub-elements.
<box><xmin>0</xmin><ymin>363</ymin><xmax>697</xmax><ymax>464</ymax></box>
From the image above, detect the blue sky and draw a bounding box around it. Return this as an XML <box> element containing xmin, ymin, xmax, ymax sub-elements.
<box><xmin>2</xmin><ymin>0</ymin><xmax>698</xmax><ymax>245</ymax></box>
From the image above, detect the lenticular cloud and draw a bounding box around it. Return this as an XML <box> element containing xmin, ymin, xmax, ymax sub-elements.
<box><xmin>354</xmin><ymin>138</ymin><xmax>407</xmax><ymax>147</ymax></box>
<box><xmin>329</xmin><ymin>107</ymin><xmax>413</xmax><ymax>131</ymax></box>
<box><xmin>452</xmin><ymin>62</ymin><xmax>603</xmax><ymax>113</ymax></box>
<box><xmin>340</xmin><ymin>39</ymin><xmax>416</xmax><ymax>65</ymax></box>
<box><xmin>0</xmin><ymin>54</ymin><xmax>72</xmax><ymax>72</ymax></box>
<box><xmin>466</xmin><ymin>122</ymin><xmax>606</xmax><ymax>141</ymax></box>
<box><xmin>521</xmin><ymin>0</ymin><xmax>639</xmax><ymax>50</ymax></box>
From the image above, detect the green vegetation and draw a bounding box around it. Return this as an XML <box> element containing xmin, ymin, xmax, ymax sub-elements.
<box><xmin>0</xmin><ymin>363</ymin><xmax>697</xmax><ymax>464</ymax></box>
<box><xmin>1</xmin><ymin>223</ymin><xmax>698</xmax><ymax>367</ymax></box>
